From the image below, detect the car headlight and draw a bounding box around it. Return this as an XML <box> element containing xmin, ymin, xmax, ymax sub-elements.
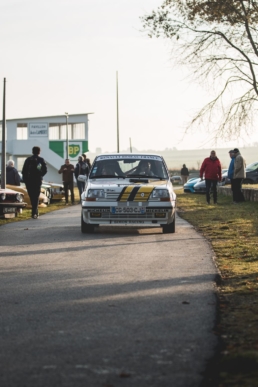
<box><xmin>86</xmin><ymin>189</ymin><xmax>105</xmax><ymax>200</ymax></box>
<box><xmin>150</xmin><ymin>189</ymin><xmax>170</xmax><ymax>201</ymax></box>
<box><xmin>0</xmin><ymin>193</ymin><xmax>6</xmax><ymax>200</ymax></box>
<box><xmin>16</xmin><ymin>193</ymin><xmax>23</xmax><ymax>202</ymax></box>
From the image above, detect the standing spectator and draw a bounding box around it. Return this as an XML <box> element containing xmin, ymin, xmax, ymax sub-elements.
<box><xmin>6</xmin><ymin>160</ymin><xmax>20</xmax><ymax>186</ymax></box>
<box><xmin>58</xmin><ymin>159</ymin><xmax>75</xmax><ymax>205</ymax></box>
<box><xmin>74</xmin><ymin>156</ymin><xmax>89</xmax><ymax>197</ymax></box>
<box><xmin>200</xmin><ymin>150</ymin><xmax>222</xmax><ymax>205</ymax></box>
<box><xmin>82</xmin><ymin>154</ymin><xmax>90</xmax><ymax>176</ymax></box>
<box><xmin>180</xmin><ymin>164</ymin><xmax>189</xmax><ymax>185</ymax></box>
<box><xmin>232</xmin><ymin>148</ymin><xmax>246</xmax><ymax>203</ymax></box>
<box><xmin>86</xmin><ymin>158</ymin><xmax>92</xmax><ymax>172</ymax></box>
<box><xmin>22</xmin><ymin>146</ymin><xmax>47</xmax><ymax>219</ymax></box>
<box><xmin>227</xmin><ymin>150</ymin><xmax>235</xmax><ymax>195</ymax></box>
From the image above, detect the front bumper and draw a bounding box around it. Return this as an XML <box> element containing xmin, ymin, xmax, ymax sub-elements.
<box><xmin>82</xmin><ymin>202</ymin><xmax>175</xmax><ymax>226</ymax></box>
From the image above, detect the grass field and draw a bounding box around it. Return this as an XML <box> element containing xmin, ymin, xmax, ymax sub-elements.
<box><xmin>177</xmin><ymin>189</ymin><xmax>258</xmax><ymax>387</ymax></box>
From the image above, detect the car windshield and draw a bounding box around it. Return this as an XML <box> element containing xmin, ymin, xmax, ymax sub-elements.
<box><xmin>246</xmin><ymin>162</ymin><xmax>258</xmax><ymax>172</ymax></box>
<box><xmin>89</xmin><ymin>155</ymin><xmax>169</xmax><ymax>179</ymax></box>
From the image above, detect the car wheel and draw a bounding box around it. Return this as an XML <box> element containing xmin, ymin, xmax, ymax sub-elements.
<box><xmin>81</xmin><ymin>214</ymin><xmax>94</xmax><ymax>233</ymax></box>
<box><xmin>162</xmin><ymin>217</ymin><xmax>175</xmax><ymax>234</ymax></box>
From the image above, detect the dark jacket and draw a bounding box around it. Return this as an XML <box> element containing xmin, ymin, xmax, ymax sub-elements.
<box><xmin>22</xmin><ymin>155</ymin><xmax>47</xmax><ymax>185</ymax></box>
<box><xmin>180</xmin><ymin>167</ymin><xmax>189</xmax><ymax>176</ymax></box>
<box><xmin>58</xmin><ymin>163</ymin><xmax>74</xmax><ymax>183</ymax></box>
<box><xmin>6</xmin><ymin>166</ymin><xmax>20</xmax><ymax>186</ymax></box>
<box><xmin>74</xmin><ymin>161</ymin><xmax>89</xmax><ymax>178</ymax></box>
<box><xmin>200</xmin><ymin>157</ymin><xmax>222</xmax><ymax>181</ymax></box>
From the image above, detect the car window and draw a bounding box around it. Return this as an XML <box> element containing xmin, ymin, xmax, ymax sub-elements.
<box><xmin>90</xmin><ymin>156</ymin><xmax>169</xmax><ymax>179</ymax></box>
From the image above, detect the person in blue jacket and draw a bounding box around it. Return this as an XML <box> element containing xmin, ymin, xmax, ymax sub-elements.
<box><xmin>227</xmin><ymin>149</ymin><xmax>235</xmax><ymax>194</ymax></box>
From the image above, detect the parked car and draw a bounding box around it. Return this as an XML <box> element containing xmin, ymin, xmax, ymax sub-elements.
<box><xmin>171</xmin><ymin>175</ymin><xmax>182</xmax><ymax>184</ymax></box>
<box><xmin>18</xmin><ymin>172</ymin><xmax>53</xmax><ymax>203</ymax></box>
<box><xmin>183</xmin><ymin>177</ymin><xmax>201</xmax><ymax>193</ymax></box>
<box><xmin>81</xmin><ymin>154</ymin><xmax>177</xmax><ymax>234</ymax></box>
<box><xmin>221</xmin><ymin>170</ymin><xmax>231</xmax><ymax>185</ymax></box>
<box><xmin>0</xmin><ymin>187</ymin><xmax>26</xmax><ymax>218</ymax></box>
<box><xmin>194</xmin><ymin>177</ymin><xmax>225</xmax><ymax>193</ymax></box>
<box><xmin>45</xmin><ymin>182</ymin><xmax>65</xmax><ymax>201</ymax></box>
<box><xmin>6</xmin><ymin>184</ymin><xmax>49</xmax><ymax>207</ymax></box>
<box><xmin>243</xmin><ymin>161</ymin><xmax>258</xmax><ymax>184</ymax></box>
<box><xmin>0</xmin><ymin>172</ymin><xmax>49</xmax><ymax>207</ymax></box>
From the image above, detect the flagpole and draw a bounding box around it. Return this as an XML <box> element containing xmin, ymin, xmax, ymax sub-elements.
<box><xmin>1</xmin><ymin>78</ymin><xmax>6</xmax><ymax>189</ymax></box>
<box><xmin>116</xmin><ymin>71</ymin><xmax>120</xmax><ymax>153</ymax></box>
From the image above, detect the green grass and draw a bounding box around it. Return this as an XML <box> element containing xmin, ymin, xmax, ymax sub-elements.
<box><xmin>177</xmin><ymin>189</ymin><xmax>258</xmax><ymax>387</ymax></box>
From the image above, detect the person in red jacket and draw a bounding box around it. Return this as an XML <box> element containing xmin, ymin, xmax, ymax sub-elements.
<box><xmin>200</xmin><ymin>150</ymin><xmax>222</xmax><ymax>204</ymax></box>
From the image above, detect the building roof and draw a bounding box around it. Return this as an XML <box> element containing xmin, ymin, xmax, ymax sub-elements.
<box><xmin>1</xmin><ymin>112</ymin><xmax>94</xmax><ymax>122</ymax></box>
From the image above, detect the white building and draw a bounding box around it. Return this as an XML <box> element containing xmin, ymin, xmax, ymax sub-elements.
<box><xmin>0</xmin><ymin>113</ymin><xmax>92</xmax><ymax>183</ymax></box>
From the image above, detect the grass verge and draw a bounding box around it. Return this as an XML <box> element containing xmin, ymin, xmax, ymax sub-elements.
<box><xmin>177</xmin><ymin>189</ymin><xmax>258</xmax><ymax>387</ymax></box>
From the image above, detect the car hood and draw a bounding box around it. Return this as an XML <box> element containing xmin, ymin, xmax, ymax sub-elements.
<box><xmin>0</xmin><ymin>187</ymin><xmax>22</xmax><ymax>195</ymax></box>
<box><xmin>88</xmin><ymin>179</ymin><xmax>169</xmax><ymax>190</ymax></box>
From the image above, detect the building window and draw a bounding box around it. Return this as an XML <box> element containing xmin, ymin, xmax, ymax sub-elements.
<box><xmin>17</xmin><ymin>157</ymin><xmax>27</xmax><ymax>171</ymax></box>
<box><xmin>17</xmin><ymin>124</ymin><xmax>28</xmax><ymax>140</ymax></box>
<box><xmin>49</xmin><ymin>123</ymin><xmax>85</xmax><ymax>140</ymax></box>
<box><xmin>60</xmin><ymin>124</ymin><xmax>72</xmax><ymax>140</ymax></box>
<box><xmin>73</xmin><ymin>123</ymin><xmax>85</xmax><ymax>139</ymax></box>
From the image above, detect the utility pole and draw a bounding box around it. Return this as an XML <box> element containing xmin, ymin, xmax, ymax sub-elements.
<box><xmin>65</xmin><ymin>112</ymin><xmax>69</xmax><ymax>159</ymax></box>
<box><xmin>129</xmin><ymin>137</ymin><xmax>132</xmax><ymax>153</ymax></box>
<box><xmin>1</xmin><ymin>78</ymin><xmax>6</xmax><ymax>189</ymax></box>
<box><xmin>116</xmin><ymin>71</ymin><xmax>120</xmax><ymax>153</ymax></box>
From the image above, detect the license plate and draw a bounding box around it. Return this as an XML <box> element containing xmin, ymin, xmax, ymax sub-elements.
<box><xmin>111</xmin><ymin>220</ymin><xmax>145</xmax><ymax>224</ymax></box>
<box><xmin>3</xmin><ymin>207</ymin><xmax>16</xmax><ymax>214</ymax></box>
<box><xmin>111</xmin><ymin>206</ymin><xmax>146</xmax><ymax>214</ymax></box>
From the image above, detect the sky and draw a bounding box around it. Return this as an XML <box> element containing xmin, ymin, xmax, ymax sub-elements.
<box><xmin>1</xmin><ymin>0</ymin><xmax>258</xmax><ymax>153</ymax></box>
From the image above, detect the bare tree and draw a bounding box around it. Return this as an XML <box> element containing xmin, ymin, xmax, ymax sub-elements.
<box><xmin>142</xmin><ymin>0</ymin><xmax>258</xmax><ymax>141</ymax></box>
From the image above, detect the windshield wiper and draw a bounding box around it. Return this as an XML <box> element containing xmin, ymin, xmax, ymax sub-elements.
<box><xmin>127</xmin><ymin>174</ymin><xmax>166</xmax><ymax>180</ymax></box>
<box><xmin>90</xmin><ymin>174</ymin><xmax>126</xmax><ymax>179</ymax></box>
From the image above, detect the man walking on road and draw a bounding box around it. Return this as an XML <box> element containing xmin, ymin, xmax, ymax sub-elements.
<box><xmin>22</xmin><ymin>146</ymin><xmax>47</xmax><ymax>219</ymax></box>
<box><xmin>232</xmin><ymin>148</ymin><xmax>246</xmax><ymax>203</ymax></box>
<box><xmin>58</xmin><ymin>159</ymin><xmax>75</xmax><ymax>205</ymax></box>
<box><xmin>200</xmin><ymin>150</ymin><xmax>222</xmax><ymax>205</ymax></box>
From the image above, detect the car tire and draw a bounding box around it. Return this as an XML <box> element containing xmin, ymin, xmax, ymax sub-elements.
<box><xmin>162</xmin><ymin>217</ymin><xmax>175</xmax><ymax>234</ymax></box>
<box><xmin>81</xmin><ymin>214</ymin><xmax>94</xmax><ymax>233</ymax></box>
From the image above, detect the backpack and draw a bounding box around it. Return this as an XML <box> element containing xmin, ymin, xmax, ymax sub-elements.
<box><xmin>27</xmin><ymin>157</ymin><xmax>45</xmax><ymax>180</ymax></box>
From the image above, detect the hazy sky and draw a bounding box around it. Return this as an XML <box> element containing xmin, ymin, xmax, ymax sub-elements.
<box><xmin>1</xmin><ymin>0</ymin><xmax>258</xmax><ymax>152</ymax></box>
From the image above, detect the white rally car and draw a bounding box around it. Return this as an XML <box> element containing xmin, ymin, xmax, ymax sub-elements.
<box><xmin>81</xmin><ymin>154</ymin><xmax>176</xmax><ymax>234</ymax></box>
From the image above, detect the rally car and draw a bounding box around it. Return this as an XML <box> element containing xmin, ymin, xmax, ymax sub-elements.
<box><xmin>80</xmin><ymin>154</ymin><xmax>176</xmax><ymax>234</ymax></box>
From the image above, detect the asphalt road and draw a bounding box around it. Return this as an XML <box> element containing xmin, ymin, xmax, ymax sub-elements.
<box><xmin>0</xmin><ymin>205</ymin><xmax>218</xmax><ymax>387</ymax></box>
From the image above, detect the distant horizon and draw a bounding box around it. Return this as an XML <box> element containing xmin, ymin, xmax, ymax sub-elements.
<box><xmin>88</xmin><ymin>144</ymin><xmax>258</xmax><ymax>155</ymax></box>
<box><xmin>86</xmin><ymin>145</ymin><xmax>257</xmax><ymax>170</ymax></box>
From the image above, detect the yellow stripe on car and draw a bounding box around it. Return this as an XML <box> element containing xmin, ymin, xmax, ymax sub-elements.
<box><xmin>134</xmin><ymin>186</ymin><xmax>154</xmax><ymax>202</ymax></box>
<box><xmin>119</xmin><ymin>186</ymin><xmax>135</xmax><ymax>202</ymax></box>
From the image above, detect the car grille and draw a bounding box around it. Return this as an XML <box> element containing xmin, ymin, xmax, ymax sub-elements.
<box><xmin>1</xmin><ymin>194</ymin><xmax>18</xmax><ymax>203</ymax></box>
<box><xmin>85</xmin><ymin>207</ymin><xmax>169</xmax><ymax>220</ymax></box>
